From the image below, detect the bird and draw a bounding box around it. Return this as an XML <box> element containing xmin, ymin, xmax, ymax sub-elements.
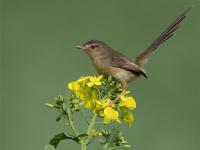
<box><xmin>75</xmin><ymin>7</ymin><xmax>192</xmax><ymax>102</ymax></box>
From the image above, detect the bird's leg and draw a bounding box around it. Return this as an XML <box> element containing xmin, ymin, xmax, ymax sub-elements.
<box><xmin>110</xmin><ymin>80</ymin><xmax>128</xmax><ymax>105</ymax></box>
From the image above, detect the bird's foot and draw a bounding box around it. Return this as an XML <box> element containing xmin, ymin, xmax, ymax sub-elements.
<box><xmin>109</xmin><ymin>90</ymin><xmax>126</xmax><ymax>106</ymax></box>
<box><xmin>109</xmin><ymin>97</ymin><xmax>120</xmax><ymax>106</ymax></box>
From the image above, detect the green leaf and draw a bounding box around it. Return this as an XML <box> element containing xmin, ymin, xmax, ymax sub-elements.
<box><xmin>122</xmin><ymin>144</ymin><xmax>132</xmax><ymax>149</ymax></box>
<box><xmin>49</xmin><ymin>132</ymin><xmax>79</xmax><ymax>148</ymax></box>
<box><xmin>55</xmin><ymin>95</ymin><xmax>64</xmax><ymax>105</ymax></box>
<box><xmin>45</xmin><ymin>103</ymin><xmax>54</xmax><ymax>109</ymax></box>
<box><xmin>44</xmin><ymin>144</ymin><xmax>55</xmax><ymax>150</ymax></box>
<box><xmin>77</xmin><ymin>133</ymin><xmax>88</xmax><ymax>140</ymax></box>
<box><xmin>108</xmin><ymin>76</ymin><xmax>113</xmax><ymax>82</ymax></box>
<box><xmin>56</xmin><ymin>114</ymin><xmax>62</xmax><ymax>122</ymax></box>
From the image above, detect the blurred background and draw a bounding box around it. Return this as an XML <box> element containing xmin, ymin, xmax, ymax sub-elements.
<box><xmin>1</xmin><ymin>0</ymin><xmax>200</xmax><ymax>150</ymax></box>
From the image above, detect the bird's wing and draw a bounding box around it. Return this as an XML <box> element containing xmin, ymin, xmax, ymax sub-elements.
<box><xmin>111</xmin><ymin>54</ymin><xmax>147</xmax><ymax>77</ymax></box>
<box><xmin>134</xmin><ymin>7</ymin><xmax>192</xmax><ymax>67</ymax></box>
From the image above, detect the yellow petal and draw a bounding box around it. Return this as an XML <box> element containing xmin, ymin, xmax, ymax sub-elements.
<box><xmin>77</xmin><ymin>76</ymin><xmax>90</xmax><ymax>82</ymax></box>
<box><xmin>89</xmin><ymin>76</ymin><xmax>97</xmax><ymax>83</ymax></box>
<box><xmin>94</xmin><ymin>81</ymin><xmax>101</xmax><ymax>86</ymax></box>
<box><xmin>83</xmin><ymin>100</ymin><xmax>91</xmax><ymax>108</ymax></box>
<box><xmin>120</xmin><ymin>96</ymin><xmax>136</xmax><ymax>109</ymax></box>
<box><xmin>122</xmin><ymin>109</ymin><xmax>134</xmax><ymax>127</ymax></box>
<box><xmin>87</xmin><ymin>82</ymin><xmax>93</xmax><ymax>87</ymax></box>
<box><xmin>88</xmin><ymin>75</ymin><xmax>103</xmax><ymax>86</ymax></box>
<box><xmin>97</xmin><ymin>75</ymin><xmax>103</xmax><ymax>80</ymax></box>
<box><xmin>68</xmin><ymin>82</ymin><xmax>80</xmax><ymax>91</ymax></box>
<box><xmin>103</xmin><ymin>107</ymin><xmax>119</xmax><ymax>124</ymax></box>
<box><xmin>94</xmin><ymin>99</ymin><xmax>110</xmax><ymax>113</ymax></box>
<box><xmin>103</xmin><ymin>117</ymin><xmax>111</xmax><ymax>124</ymax></box>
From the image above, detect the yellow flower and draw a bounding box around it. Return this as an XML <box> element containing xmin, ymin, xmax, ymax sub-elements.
<box><xmin>77</xmin><ymin>87</ymin><xmax>90</xmax><ymax>100</ymax></box>
<box><xmin>87</xmin><ymin>75</ymin><xmax>103</xmax><ymax>87</ymax></box>
<box><xmin>103</xmin><ymin>107</ymin><xmax>119</xmax><ymax>124</ymax></box>
<box><xmin>121</xmin><ymin>109</ymin><xmax>134</xmax><ymax>127</ymax></box>
<box><xmin>82</xmin><ymin>90</ymin><xmax>99</xmax><ymax>109</ymax></box>
<box><xmin>66</xmin><ymin>75</ymin><xmax>138</xmax><ymax>126</ymax></box>
<box><xmin>83</xmin><ymin>99</ymin><xmax>91</xmax><ymax>108</ymax></box>
<box><xmin>68</xmin><ymin>81</ymin><xmax>80</xmax><ymax>91</ymax></box>
<box><xmin>75</xmin><ymin>88</ymin><xmax>99</xmax><ymax>109</ymax></box>
<box><xmin>68</xmin><ymin>76</ymin><xmax>91</xmax><ymax>92</ymax></box>
<box><xmin>94</xmin><ymin>99</ymin><xmax>110</xmax><ymax>115</ymax></box>
<box><xmin>77</xmin><ymin>76</ymin><xmax>91</xmax><ymax>83</ymax></box>
<box><xmin>120</xmin><ymin>95</ymin><xmax>136</xmax><ymax>109</ymax></box>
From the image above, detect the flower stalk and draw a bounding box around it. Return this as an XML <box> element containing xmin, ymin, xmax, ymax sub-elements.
<box><xmin>66</xmin><ymin>105</ymin><xmax>79</xmax><ymax>136</ymax></box>
<box><xmin>80</xmin><ymin>113</ymin><xmax>97</xmax><ymax>150</ymax></box>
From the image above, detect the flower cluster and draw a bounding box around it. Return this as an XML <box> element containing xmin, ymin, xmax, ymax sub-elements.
<box><xmin>68</xmin><ymin>75</ymin><xmax>136</xmax><ymax>126</ymax></box>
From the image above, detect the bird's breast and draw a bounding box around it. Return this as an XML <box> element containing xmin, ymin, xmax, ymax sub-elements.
<box><xmin>90</xmin><ymin>53</ymin><xmax>111</xmax><ymax>72</ymax></box>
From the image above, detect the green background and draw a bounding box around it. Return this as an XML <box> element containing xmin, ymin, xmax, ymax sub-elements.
<box><xmin>1</xmin><ymin>0</ymin><xmax>200</xmax><ymax>150</ymax></box>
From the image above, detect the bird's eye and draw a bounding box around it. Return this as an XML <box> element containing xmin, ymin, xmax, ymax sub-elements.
<box><xmin>91</xmin><ymin>44</ymin><xmax>98</xmax><ymax>49</ymax></box>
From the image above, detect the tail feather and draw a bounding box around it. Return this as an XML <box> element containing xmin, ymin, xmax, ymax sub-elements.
<box><xmin>134</xmin><ymin>7</ymin><xmax>192</xmax><ymax>67</ymax></box>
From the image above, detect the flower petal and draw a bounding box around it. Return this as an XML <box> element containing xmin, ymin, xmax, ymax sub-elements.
<box><xmin>87</xmin><ymin>82</ymin><xmax>93</xmax><ymax>87</ymax></box>
<box><xmin>121</xmin><ymin>109</ymin><xmax>134</xmax><ymax>127</ymax></box>
<box><xmin>120</xmin><ymin>96</ymin><xmax>136</xmax><ymax>109</ymax></box>
<box><xmin>68</xmin><ymin>82</ymin><xmax>80</xmax><ymax>91</ymax></box>
<box><xmin>103</xmin><ymin>107</ymin><xmax>119</xmax><ymax>124</ymax></box>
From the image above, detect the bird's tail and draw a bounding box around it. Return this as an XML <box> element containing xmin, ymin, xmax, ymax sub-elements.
<box><xmin>134</xmin><ymin>6</ymin><xmax>192</xmax><ymax>67</ymax></box>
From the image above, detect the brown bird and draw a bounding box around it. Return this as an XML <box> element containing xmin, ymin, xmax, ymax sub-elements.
<box><xmin>76</xmin><ymin>7</ymin><xmax>191</xmax><ymax>101</ymax></box>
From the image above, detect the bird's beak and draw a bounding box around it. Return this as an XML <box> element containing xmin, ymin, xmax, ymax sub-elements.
<box><xmin>75</xmin><ymin>45</ymin><xmax>85</xmax><ymax>50</ymax></box>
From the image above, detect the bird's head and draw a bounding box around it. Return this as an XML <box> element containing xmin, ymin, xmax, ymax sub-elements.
<box><xmin>75</xmin><ymin>40</ymin><xmax>110</xmax><ymax>57</ymax></box>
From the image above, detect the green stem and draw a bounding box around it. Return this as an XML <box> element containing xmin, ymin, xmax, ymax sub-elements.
<box><xmin>80</xmin><ymin>140</ymin><xmax>87</xmax><ymax>150</ymax></box>
<box><xmin>87</xmin><ymin>113</ymin><xmax>97</xmax><ymax>134</ymax></box>
<box><xmin>102</xmin><ymin>143</ymin><xmax>112</xmax><ymax>150</ymax></box>
<box><xmin>67</xmin><ymin>109</ymin><xmax>79</xmax><ymax>136</ymax></box>
<box><xmin>80</xmin><ymin>113</ymin><xmax>97</xmax><ymax>150</ymax></box>
<box><xmin>66</xmin><ymin>100</ymin><xmax>79</xmax><ymax>136</ymax></box>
